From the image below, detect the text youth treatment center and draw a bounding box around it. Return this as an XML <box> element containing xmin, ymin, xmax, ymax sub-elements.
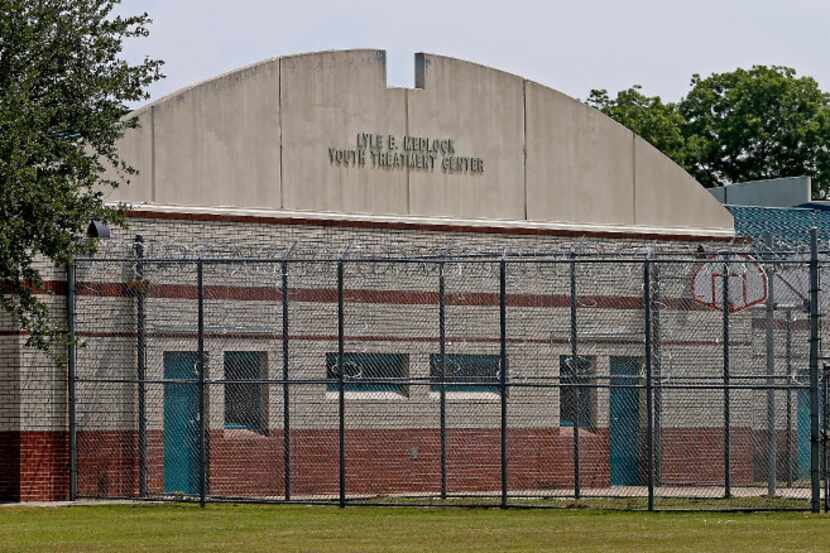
<box><xmin>329</xmin><ymin>133</ymin><xmax>485</xmax><ymax>173</ymax></box>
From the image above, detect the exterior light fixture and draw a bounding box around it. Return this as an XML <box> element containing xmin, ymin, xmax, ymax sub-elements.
<box><xmin>87</xmin><ymin>220</ymin><xmax>111</xmax><ymax>239</ymax></box>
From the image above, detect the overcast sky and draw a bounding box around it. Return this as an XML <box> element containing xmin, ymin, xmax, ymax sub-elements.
<box><xmin>120</xmin><ymin>0</ymin><xmax>830</xmax><ymax>105</ymax></box>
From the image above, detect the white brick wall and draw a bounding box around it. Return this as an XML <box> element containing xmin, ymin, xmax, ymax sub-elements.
<box><xmin>12</xmin><ymin>213</ymin><xmax>825</xmax><ymax>442</ymax></box>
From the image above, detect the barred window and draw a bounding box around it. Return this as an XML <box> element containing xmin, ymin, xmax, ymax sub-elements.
<box><xmin>560</xmin><ymin>355</ymin><xmax>595</xmax><ymax>429</ymax></box>
<box><xmin>429</xmin><ymin>354</ymin><xmax>501</xmax><ymax>393</ymax></box>
<box><xmin>224</xmin><ymin>351</ymin><xmax>268</xmax><ymax>433</ymax></box>
<box><xmin>325</xmin><ymin>353</ymin><xmax>409</xmax><ymax>395</ymax></box>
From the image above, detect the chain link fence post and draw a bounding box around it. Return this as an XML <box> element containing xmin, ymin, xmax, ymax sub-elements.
<box><xmin>823</xmin><ymin>364</ymin><xmax>830</xmax><ymax>513</ymax></box>
<box><xmin>644</xmin><ymin>254</ymin><xmax>655</xmax><ymax>511</ymax></box>
<box><xmin>763</xmin><ymin>233</ymin><xmax>777</xmax><ymax>497</ymax></box>
<box><xmin>809</xmin><ymin>228</ymin><xmax>820</xmax><ymax>513</ymax></box>
<box><xmin>197</xmin><ymin>260</ymin><xmax>207</xmax><ymax>507</ymax></box>
<box><xmin>652</xmin><ymin>259</ymin><xmax>663</xmax><ymax>488</ymax></box>
<box><xmin>66</xmin><ymin>261</ymin><xmax>77</xmax><ymax>501</ymax></box>
<box><xmin>337</xmin><ymin>259</ymin><xmax>346</xmax><ymax>508</ymax></box>
<box><xmin>134</xmin><ymin>236</ymin><xmax>148</xmax><ymax>499</ymax></box>
<box><xmin>281</xmin><ymin>257</ymin><xmax>291</xmax><ymax>500</ymax></box>
<box><xmin>569</xmin><ymin>250</ymin><xmax>580</xmax><ymax>500</ymax></box>
<box><xmin>721</xmin><ymin>254</ymin><xmax>732</xmax><ymax>499</ymax></box>
<box><xmin>785</xmin><ymin>307</ymin><xmax>794</xmax><ymax>489</ymax></box>
<box><xmin>499</xmin><ymin>257</ymin><xmax>508</xmax><ymax>509</ymax></box>
<box><xmin>438</xmin><ymin>261</ymin><xmax>447</xmax><ymax>500</ymax></box>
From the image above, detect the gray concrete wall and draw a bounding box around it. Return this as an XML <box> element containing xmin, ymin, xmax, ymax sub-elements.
<box><xmin>407</xmin><ymin>54</ymin><xmax>525</xmax><ymax>220</ymax></box>
<box><xmin>525</xmin><ymin>84</ymin><xmax>635</xmax><ymax>226</ymax></box>
<box><xmin>153</xmin><ymin>59</ymin><xmax>281</xmax><ymax>208</ymax></box>
<box><xmin>709</xmin><ymin>176</ymin><xmax>812</xmax><ymax>208</ymax></box>
<box><xmin>104</xmin><ymin>49</ymin><xmax>734</xmax><ymax>235</ymax></box>
<box><xmin>281</xmin><ymin>50</ymin><xmax>408</xmax><ymax>215</ymax></box>
<box><xmin>101</xmin><ymin>109</ymin><xmax>153</xmax><ymax>204</ymax></box>
<box><xmin>634</xmin><ymin>137</ymin><xmax>734</xmax><ymax>230</ymax></box>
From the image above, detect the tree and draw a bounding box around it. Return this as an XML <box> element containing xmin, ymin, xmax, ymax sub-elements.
<box><xmin>680</xmin><ymin>66</ymin><xmax>830</xmax><ymax>194</ymax></box>
<box><xmin>587</xmin><ymin>66</ymin><xmax>830</xmax><ymax>198</ymax></box>
<box><xmin>0</xmin><ymin>0</ymin><xmax>163</xmax><ymax>349</ymax></box>
<box><xmin>586</xmin><ymin>85</ymin><xmax>687</xmax><ymax>166</ymax></box>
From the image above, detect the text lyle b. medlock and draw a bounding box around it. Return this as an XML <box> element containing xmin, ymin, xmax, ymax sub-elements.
<box><xmin>328</xmin><ymin>131</ymin><xmax>485</xmax><ymax>174</ymax></box>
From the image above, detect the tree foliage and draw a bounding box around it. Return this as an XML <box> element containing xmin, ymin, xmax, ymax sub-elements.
<box><xmin>586</xmin><ymin>85</ymin><xmax>687</xmax><ymax>166</ymax></box>
<box><xmin>587</xmin><ymin>66</ymin><xmax>830</xmax><ymax>197</ymax></box>
<box><xmin>681</xmin><ymin>66</ymin><xmax>830</xmax><ymax>191</ymax></box>
<box><xmin>0</xmin><ymin>0</ymin><xmax>162</xmax><ymax>349</ymax></box>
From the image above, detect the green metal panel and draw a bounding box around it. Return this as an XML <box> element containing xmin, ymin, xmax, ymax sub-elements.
<box><xmin>610</xmin><ymin>357</ymin><xmax>641</xmax><ymax>486</ymax></box>
<box><xmin>163</xmin><ymin>352</ymin><xmax>201</xmax><ymax>496</ymax></box>
<box><xmin>727</xmin><ymin>205</ymin><xmax>830</xmax><ymax>245</ymax></box>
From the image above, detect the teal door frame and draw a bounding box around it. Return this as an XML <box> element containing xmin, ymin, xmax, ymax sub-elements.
<box><xmin>163</xmin><ymin>352</ymin><xmax>201</xmax><ymax>495</ymax></box>
<box><xmin>796</xmin><ymin>387</ymin><xmax>825</xmax><ymax>481</ymax></box>
<box><xmin>610</xmin><ymin>357</ymin><xmax>642</xmax><ymax>486</ymax></box>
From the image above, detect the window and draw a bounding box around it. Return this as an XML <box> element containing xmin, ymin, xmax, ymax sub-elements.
<box><xmin>325</xmin><ymin>353</ymin><xmax>408</xmax><ymax>395</ymax></box>
<box><xmin>559</xmin><ymin>355</ymin><xmax>595</xmax><ymax>429</ymax></box>
<box><xmin>430</xmin><ymin>354</ymin><xmax>501</xmax><ymax>394</ymax></box>
<box><xmin>224</xmin><ymin>351</ymin><xmax>268</xmax><ymax>433</ymax></box>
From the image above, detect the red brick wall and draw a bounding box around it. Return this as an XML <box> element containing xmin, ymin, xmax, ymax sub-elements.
<box><xmin>658</xmin><ymin>428</ymin><xmax>753</xmax><ymax>485</ymax></box>
<box><xmin>24</xmin><ymin>426</ymin><xmax>757</xmax><ymax>502</ymax></box>
<box><xmin>752</xmin><ymin>429</ymin><xmax>804</xmax><ymax>481</ymax></box>
<box><xmin>77</xmin><ymin>430</ymin><xmax>137</xmax><ymax>497</ymax></box>
<box><xmin>18</xmin><ymin>432</ymin><xmax>69</xmax><ymax>502</ymax></box>
<box><xmin>209</xmin><ymin>430</ymin><xmax>284</xmax><ymax>497</ymax></box>
<box><xmin>209</xmin><ymin>427</ymin><xmax>613</xmax><ymax>497</ymax></box>
<box><xmin>73</xmin><ymin>427</ymin><xmax>612</xmax><ymax>498</ymax></box>
<box><xmin>76</xmin><ymin>430</ymin><xmax>164</xmax><ymax>498</ymax></box>
<box><xmin>277</xmin><ymin>428</ymin><xmax>610</xmax><ymax>496</ymax></box>
<box><xmin>0</xmin><ymin>432</ymin><xmax>21</xmax><ymax>500</ymax></box>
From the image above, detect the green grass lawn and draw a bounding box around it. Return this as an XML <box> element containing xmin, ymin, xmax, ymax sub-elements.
<box><xmin>1</xmin><ymin>503</ymin><xmax>829</xmax><ymax>553</ymax></box>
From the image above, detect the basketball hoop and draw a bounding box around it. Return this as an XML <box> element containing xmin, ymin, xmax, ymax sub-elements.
<box><xmin>692</xmin><ymin>254</ymin><xmax>768</xmax><ymax>313</ymax></box>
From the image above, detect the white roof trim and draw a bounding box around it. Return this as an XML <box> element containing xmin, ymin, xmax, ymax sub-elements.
<box><xmin>117</xmin><ymin>203</ymin><xmax>736</xmax><ymax>238</ymax></box>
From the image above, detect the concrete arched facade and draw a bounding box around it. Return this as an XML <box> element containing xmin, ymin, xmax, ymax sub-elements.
<box><xmin>109</xmin><ymin>49</ymin><xmax>733</xmax><ymax>237</ymax></box>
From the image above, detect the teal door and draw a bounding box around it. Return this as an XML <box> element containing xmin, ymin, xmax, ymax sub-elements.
<box><xmin>796</xmin><ymin>387</ymin><xmax>825</xmax><ymax>481</ymax></box>
<box><xmin>797</xmin><ymin>389</ymin><xmax>810</xmax><ymax>480</ymax></box>
<box><xmin>164</xmin><ymin>352</ymin><xmax>201</xmax><ymax>495</ymax></box>
<box><xmin>610</xmin><ymin>358</ymin><xmax>641</xmax><ymax>486</ymax></box>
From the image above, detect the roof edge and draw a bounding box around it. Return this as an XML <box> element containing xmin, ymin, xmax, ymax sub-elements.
<box><xmin>118</xmin><ymin>203</ymin><xmax>736</xmax><ymax>240</ymax></box>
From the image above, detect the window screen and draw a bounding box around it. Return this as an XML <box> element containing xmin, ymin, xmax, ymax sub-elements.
<box><xmin>224</xmin><ymin>351</ymin><xmax>267</xmax><ymax>432</ymax></box>
<box><xmin>429</xmin><ymin>353</ymin><xmax>501</xmax><ymax>393</ymax></box>
<box><xmin>559</xmin><ymin>355</ymin><xmax>595</xmax><ymax>428</ymax></box>
<box><xmin>325</xmin><ymin>353</ymin><xmax>408</xmax><ymax>395</ymax></box>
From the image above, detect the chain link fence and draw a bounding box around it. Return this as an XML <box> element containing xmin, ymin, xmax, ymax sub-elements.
<box><xmin>67</xmin><ymin>236</ymin><xmax>830</xmax><ymax>511</ymax></box>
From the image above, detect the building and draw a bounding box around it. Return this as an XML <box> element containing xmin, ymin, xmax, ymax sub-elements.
<box><xmin>5</xmin><ymin>49</ymin><xmax>791</xmax><ymax>504</ymax></box>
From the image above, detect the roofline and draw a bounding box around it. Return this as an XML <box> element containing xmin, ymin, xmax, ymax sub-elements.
<box><xmin>118</xmin><ymin>203</ymin><xmax>736</xmax><ymax>241</ymax></box>
<box><xmin>128</xmin><ymin>49</ymin><xmax>384</xmax><ymax>118</ymax></box>
<box><xmin>725</xmin><ymin>204</ymin><xmax>817</xmax><ymax>211</ymax></box>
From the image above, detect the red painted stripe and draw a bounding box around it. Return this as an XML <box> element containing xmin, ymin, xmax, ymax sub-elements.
<box><xmin>71</xmin><ymin>330</ymin><xmax>750</xmax><ymax>348</ymax></box>
<box><xmin>67</xmin><ymin>280</ymin><xmax>714</xmax><ymax>311</ymax></box>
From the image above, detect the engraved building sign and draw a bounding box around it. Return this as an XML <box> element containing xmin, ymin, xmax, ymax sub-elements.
<box><xmin>328</xmin><ymin>132</ymin><xmax>485</xmax><ymax>174</ymax></box>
